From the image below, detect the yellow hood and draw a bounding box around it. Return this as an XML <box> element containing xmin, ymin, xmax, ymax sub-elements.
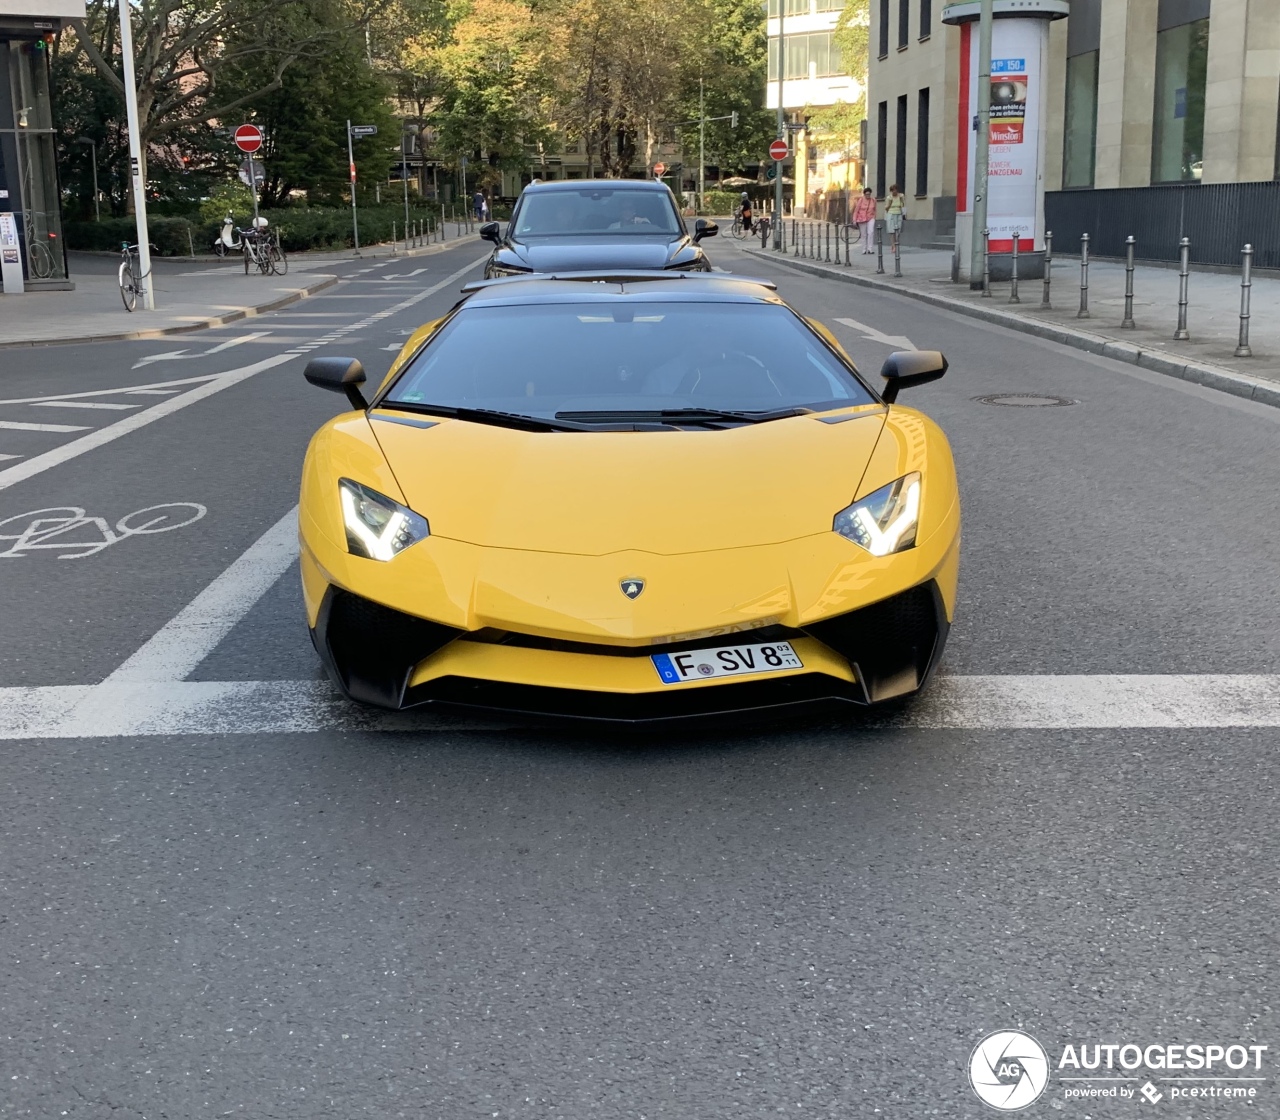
<box><xmin>368</xmin><ymin>408</ymin><xmax>887</xmax><ymax>556</ymax></box>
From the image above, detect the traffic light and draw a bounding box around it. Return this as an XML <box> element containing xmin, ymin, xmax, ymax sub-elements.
<box><xmin>730</xmin><ymin>111</ymin><xmax>739</xmax><ymax>129</ymax></box>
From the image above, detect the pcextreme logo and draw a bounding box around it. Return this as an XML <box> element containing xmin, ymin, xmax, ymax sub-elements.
<box><xmin>970</xmin><ymin>1032</ymin><xmax>1269</xmax><ymax>1109</ymax></box>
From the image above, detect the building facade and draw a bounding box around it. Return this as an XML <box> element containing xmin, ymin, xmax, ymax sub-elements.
<box><xmin>869</xmin><ymin>0</ymin><xmax>1280</xmax><ymax>250</ymax></box>
<box><xmin>0</xmin><ymin>0</ymin><xmax>83</xmax><ymax>290</ymax></box>
<box><xmin>766</xmin><ymin>0</ymin><xmax>864</xmax><ymax>216</ymax></box>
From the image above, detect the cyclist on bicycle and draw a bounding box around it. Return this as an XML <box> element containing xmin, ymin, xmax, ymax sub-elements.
<box><xmin>737</xmin><ymin>191</ymin><xmax>753</xmax><ymax>234</ymax></box>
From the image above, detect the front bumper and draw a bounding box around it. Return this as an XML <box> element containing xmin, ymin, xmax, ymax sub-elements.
<box><xmin>309</xmin><ymin>580</ymin><xmax>950</xmax><ymax>722</ymax></box>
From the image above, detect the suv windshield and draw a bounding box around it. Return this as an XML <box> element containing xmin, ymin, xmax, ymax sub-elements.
<box><xmin>513</xmin><ymin>189</ymin><xmax>683</xmax><ymax>237</ymax></box>
<box><xmin>384</xmin><ymin>301</ymin><xmax>874</xmax><ymax>423</ymax></box>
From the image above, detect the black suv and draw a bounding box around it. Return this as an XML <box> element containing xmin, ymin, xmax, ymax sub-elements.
<box><xmin>480</xmin><ymin>180</ymin><xmax>718</xmax><ymax>278</ymax></box>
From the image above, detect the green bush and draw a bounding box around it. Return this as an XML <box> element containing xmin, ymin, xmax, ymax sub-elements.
<box><xmin>701</xmin><ymin>190</ymin><xmax>742</xmax><ymax>216</ymax></box>
<box><xmin>64</xmin><ymin>215</ymin><xmax>200</xmax><ymax>256</ymax></box>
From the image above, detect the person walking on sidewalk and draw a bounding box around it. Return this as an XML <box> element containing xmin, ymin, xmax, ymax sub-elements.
<box><xmin>886</xmin><ymin>185</ymin><xmax>906</xmax><ymax>254</ymax></box>
<box><xmin>473</xmin><ymin>188</ymin><xmax>485</xmax><ymax>222</ymax></box>
<box><xmin>852</xmin><ymin>188</ymin><xmax>877</xmax><ymax>254</ymax></box>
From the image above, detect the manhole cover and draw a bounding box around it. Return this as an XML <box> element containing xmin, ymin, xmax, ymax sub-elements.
<box><xmin>973</xmin><ymin>393</ymin><xmax>1078</xmax><ymax>407</ymax></box>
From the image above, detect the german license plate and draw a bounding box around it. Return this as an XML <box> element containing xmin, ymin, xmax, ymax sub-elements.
<box><xmin>651</xmin><ymin>641</ymin><xmax>803</xmax><ymax>685</ymax></box>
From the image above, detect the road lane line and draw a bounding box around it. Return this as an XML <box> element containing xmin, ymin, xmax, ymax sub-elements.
<box><xmin>0</xmin><ymin>420</ymin><xmax>92</xmax><ymax>433</ymax></box>
<box><xmin>0</xmin><ymin>454</ymin><xmax>19</xmax><ymax>462</ymax></box>
<box><xmin>4</xmin><ymin>674</ymin><xmax>1280</xmax><ymax>739</ymax></box>
<box><xmin>0</xmin><ymin>354</ymin><xmax>294</xmax><ymax>493</ymax></box>
<box><xmin>31</xmin><ymin>401</ymin><xmax>139</xmax><ymax>411</ymax></box>
<box><xmin>0</xmin><ymin>374</ymin><xmax>220</xmax><ymax>406</ymax></box>
<box><xmin>104</xmin><ymin>506</ymin><xmax>299</xmax><ymax>684</ymax></box>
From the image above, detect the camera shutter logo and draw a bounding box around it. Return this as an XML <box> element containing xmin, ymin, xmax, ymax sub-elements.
<box><xmin>969</xmin><ymin>1030</ymin><xmax>1050</xmax><ymax>1110</ymax></box>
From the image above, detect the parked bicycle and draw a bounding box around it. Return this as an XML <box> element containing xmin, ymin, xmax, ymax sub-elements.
<box><xmin>118</xmin><ymin>241</ymin><xmax>152</xmax><ymax>312</ymax></box>
<box><xmin>240</xmin><ymin>222</ymin><xmax>287</xmax><ymax>276</ymax></box>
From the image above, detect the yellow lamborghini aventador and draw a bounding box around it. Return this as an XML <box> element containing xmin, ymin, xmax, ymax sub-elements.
<box><xmin>298</xmin><ymin>272</ymin><xmax>958</xmax><ymax>721</ymax></box>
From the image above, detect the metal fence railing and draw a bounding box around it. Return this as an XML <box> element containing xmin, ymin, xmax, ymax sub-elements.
<box><xmin>1045</xmin><ymin>182</ymin><xmax>1280</xmax><ymax>270</ymax></box>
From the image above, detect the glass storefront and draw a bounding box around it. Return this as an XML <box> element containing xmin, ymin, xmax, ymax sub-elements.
<box><xmin>0</xmin><ymin>36</ymin><xmax>69</xmax><ymax>285</ymax></box>
<box><xmin>1151</xmin><ymin>18</ymin><xmax>1209</xmax><ymax>184</ymax></box>
<box><xmin>1062</xmin><ymin>50</ymin><xmax>1098</xmax><ymax>189</ymax></box>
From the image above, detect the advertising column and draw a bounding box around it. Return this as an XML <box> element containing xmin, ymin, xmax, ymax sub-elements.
<box><xmin>944</xmin><ymin>1</ymin><xmax>1067</xmax><ymax>279</ymax></box>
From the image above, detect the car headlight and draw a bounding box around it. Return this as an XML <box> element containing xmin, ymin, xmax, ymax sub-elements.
<box><xmin>339</xmin><ymin>478</ymin><xmax>429</xmax><ymax>561</ymax></box>
<box><xmin>489</xmin><ymin>263</ymin><xmax>532</xmax><ymax>278</ymax></box>
<box><xmin>833</xmin><ymin>473</ymin><xmax>920</xmax><ymax>556</ymax></box>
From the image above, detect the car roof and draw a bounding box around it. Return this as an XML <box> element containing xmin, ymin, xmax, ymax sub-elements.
<box><xmin>520</xmin><ymin>178</ymin><xmax>673</xmax><ymax>194</ymax></box>
<box><xmin>458</xmin><ymin>273</ymin><xmax>783</xmax><ymax>307</ymax></box>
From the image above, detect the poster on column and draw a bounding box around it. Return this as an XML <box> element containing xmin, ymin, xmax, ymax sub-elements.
<box><xmin>962</xmin><ymin>18</ymin><xmax>1047</xmax><ymax>252</ymax></box>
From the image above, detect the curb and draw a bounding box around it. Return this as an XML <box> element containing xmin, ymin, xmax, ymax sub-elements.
<box><xmin>743</xmin><ymin>248</ymin><xmax>1280</xmax><ymax>411</ymax></box>
<box><xmin>0</xmin><ymin>274</ymin><xmax>340</xmax><ymax>350</ymax></box>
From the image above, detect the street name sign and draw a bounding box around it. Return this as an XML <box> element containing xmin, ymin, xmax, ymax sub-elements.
<box><xmin>233</xmin><ymin>124</ymin><xmax>263</xmax><ymax>153</ymax></box>
<box><xmin>350</xmin><ymin>124</ymin><xmax>378</xmax><ymax>138</ymax></box>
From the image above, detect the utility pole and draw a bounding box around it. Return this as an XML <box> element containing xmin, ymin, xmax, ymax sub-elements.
<box><xmin>402</xmin><ymin>123</ymin><xmax>411</xmax><ymax>245</ymax></box>
<box><xmin>968</xmin><ymin>0</ymin><xmax>993</xmax><ymax>288</ymax></box>
<box><xmin>118</xmin><ymin>0</ymin><xmax>154</xmax><ymax>309</ymax></box>
<box><xmin>773</xmin><ymin>0</ymin><xmax>785</xmax><ymax>249</ymax></box>
<box><xmin>347</xmin><ymin>120</ymin><xmax>360</xmax><ymax>253</ymax></box>
<box><xmin>699</xmin><ymin>77</ymin><xmax>706</xmax><ymax>212</ymax></box>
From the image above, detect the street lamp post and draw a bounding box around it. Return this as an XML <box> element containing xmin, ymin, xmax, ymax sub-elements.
<box><xmin>773</xmin><ymin>0</ymin><xmax>785</xmax><ymax>249</ymax></box>
<box><xmin>402</xmin><ymin>124</ymin><xmax>412</xmax><ymax>248</ymax></box>
<box><xmin>346</xmin><ymin>119</ymin><xmax>360</xmax><ymax>253</ymax></box>
<box><xmin>968</xmin><ymin>0</ymin><xmax>993</xmax><ymax>289</ymax></box>
<box><xmin>117</xmin><ymin>0</ymin><xmax>154</xmax><ymax>309</ymax></box>
<box><xmin>75</xmin><ymin>137</ymin><xmax>99</xmax><ymax>222</ymax></box>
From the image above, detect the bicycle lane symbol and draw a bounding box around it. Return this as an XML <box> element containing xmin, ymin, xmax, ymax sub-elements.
<box><xmin>0</xmin><ymin>503</ymin><xmax>208</xmax><ymax>559</ymax></box>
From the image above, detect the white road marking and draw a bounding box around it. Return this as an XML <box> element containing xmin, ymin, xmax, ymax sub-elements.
<box><xmin>0</xmin><ymin>354</ymin><xmax>294</xmax><ymax>493</ymax></box>
<box><xmin>31</xmin><ymin>401</ymin><xmax>139</xmax><ymax>411</ymax></box>
<box><xmin>131</xmin><ymin>350</ymin><xmax>191</xmax><ymax>368</ymax></box>
<box><xmin>379</xmin><ymin>268</ymin><xmax>430</xmax><ymax>279</ymax></box>
<box><xmin>0</xmin><ymin>454</ymin><xmax>20</xmax><ymax>462</ymax></box>
<box><xmin>206</xmin><ymin>331</ymin><xmax>272</xmax><ymax>354</ymax></box>
<box><xmin>104</xmin><ymin>506</ymin><xmax>299</xmax><ymax>683</ymax></box>
<box><xmin>0</xmin><ymin>420</ymin><xmax>92</xmax><ymax>433</ymax></box>
<box><xmin>835</xmin><ymin>316</ymin><xmax>916</xmax><ymax>350</ymax></box>
<box><xmin>3</xmin><ymin>674</ymin><xmax>1278</xmax><ymax>739</ymax></box>
<box><xmin>381</xmin><ymin>344</ymin><xmax>403</xmax><ymax>352</ymax></box>
<box><xmin>0</xmin><ymin>374</ymin><xmax>218</xmax><ymax>406</ymax></box>
<box><xmin>126</xmin><ymin>388</ymin><xmax>184</xmax><ymax>395</ymax></box>
<box><xmin>130</xmin><ymin>331</ymin><xmax>272</xmax><ymax>369</ymax></box>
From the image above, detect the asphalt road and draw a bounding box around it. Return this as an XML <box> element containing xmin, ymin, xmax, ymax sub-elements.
<box><xmin>1</xmin><ymin>233</ymin><xmax>1278</xmax><ymax>1119</ymax></box>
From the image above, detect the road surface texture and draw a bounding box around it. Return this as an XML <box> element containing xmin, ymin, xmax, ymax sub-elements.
<box><xmin>1</xmin><ymin>235</ymin><xmax>1276</xmax><ymax>1119</ymax></box>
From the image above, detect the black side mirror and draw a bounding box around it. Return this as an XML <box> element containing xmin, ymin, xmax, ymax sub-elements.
<box><xmin>693</xmin><ymin>218</ymin><xmax>718</xmax><ymax>243</ymax></box>
<box><xmin>879</xmin><ymin>350</ymin><xmax>947</xmax><ymax>403</ymax></box>
<box><xmin>304</xmin><ymin>356</ymin><xmax>367</xmax><ymax>411</ymax></box>
<box><xmin>479</xmin><ymin>221</ymin><xmax>501</xmax><ymax>244</ymax></box>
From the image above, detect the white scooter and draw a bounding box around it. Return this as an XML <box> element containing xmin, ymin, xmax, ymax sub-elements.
<box><xmin>213</xmin><ymin>213</ymin><xmax>240</xmax><ymax>257</ymax></box>
<box><xmin>213</xmin><ymin>214</ymin><xmax>268</xmax><ymax>256</ymax></box>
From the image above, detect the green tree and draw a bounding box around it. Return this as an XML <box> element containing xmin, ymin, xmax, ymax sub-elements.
<box><xmin>806</xmin><ymin>0</ymin><xmax>869</xmax><ymax>158</ymax></box>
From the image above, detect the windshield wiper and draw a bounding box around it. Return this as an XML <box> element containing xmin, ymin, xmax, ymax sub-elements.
<box><xmin>381</xmin><ymin>402</ymin><xmax>594</xmax><ymax>432</ymax></box>
<box><xmin>555</xmin><ymin>406</ymin><xmax>810</xmax><ymax>427</ymax></box>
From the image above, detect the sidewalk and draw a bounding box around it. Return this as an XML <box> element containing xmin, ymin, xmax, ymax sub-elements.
<box><xmin>0</xmin><ymin>235</ymin><xmax>460</xmax><ymax>349</ymax></box>
<box><xmin>738</xmin><ymin>238</ymin><xmax>1280</xmax><ymax>409</ymax></box>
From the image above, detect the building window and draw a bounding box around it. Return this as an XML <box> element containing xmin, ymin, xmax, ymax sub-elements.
<box><xmin>898</xmin><ymin>0</ymin><xmax>909</xmax><ymax>49</ymax></box>
<box><xmin>895</xmin><ymin>94</ymin><xmax>908</xmax><ymax>191</ymax></box>
<box><xmin>876</xmin><ymin>100</ymin><xmax>888</xmax><ymax>196</ymax></box>
<box><xmin>1062</xmin><ymin>50</ymin><xmax>1098</xmax><ymax>188</ymax></box>
<box><xmin>768</xmin><ymin>0</ymin><xmax>812</xmax><ymax>14</ymax></box>
<box><xmin>878</xmin><ymin>0</ymin><xmax>889</xmax><ymax>57</ymax></box>
<box><xmin>919</xmin><ymin>0</ymin><xmax>931</xmax><ymax>38</ymax></box>
<box><xmin>769</xmin><ymin>32</ymin><xmax>844</xmax><ymax>80</ymax></box>
<box><xmin>816</xmin><ymin>0</ymin><xmax>846</xmax><ymax>10</ymax></box>
<box><xmin>1151</xmin><ymin>18</ymin><xmax>1209</xmax><ymax>183</ymax></box>
<box><xmin>916</xmin><ymin>88</ymin><xmax>930</xmax><ymax>196</ymax></box>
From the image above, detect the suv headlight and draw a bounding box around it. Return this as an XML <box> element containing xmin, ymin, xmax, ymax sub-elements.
<box><xmin>339</xmin><ymin>478</ymin><xmax>429</xmax><ymax>561</ymax></box>
<box><xmin>833</xmin><ymin>473</ymin><xmax>920</xmax><ymax>556</ymax></box>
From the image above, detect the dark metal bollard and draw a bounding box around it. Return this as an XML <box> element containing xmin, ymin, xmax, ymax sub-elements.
<box><xmin>1009</xmin><ymin>236</ymin><xmax>1020</xmax><ymax>303</ymax></box>
<box><xmin>1077</xmin><ymin>233</ymin><xmax>1090</xmax><ymax>318</ymax></box>
<box><xmin>1121</xmin><ymin>235</ymin><xmax>1136</xmax><ymax>328</ymax></box>
<box><xmin>825</xmin><ymin>222</ymin><xmax>830</xmax><ymax>262</ymax></box>
<box><xmin>1235</xmin><ymin>244</ymin><xmax>1253</xmax><ymax>357</ymax></box>
<box><xmin>391</xmin><ymin>220</ymin><xmax>398</xmax><ymax>256</ymax></box>
<box><xmin>981</xmin><ymin>228</ymin><xmax>991</xmax><ymax>297</ymax></box>
<box><xmin>791</xmin><ymin>217</ymin><xmax>797</xmax><ymax>255</ymax></box>
<box><xmin>893</xmin><ymin>229</ymin><xmax>902</xmax><ymax>278</ymax></box>
<box><xmin>440</xmin><ymin>205</ymin><xmax>446</xmax><ymax>240</ymax></box>
<box><xmin>1041</xmin><ymin>230</ymin><xmax>1052</xmax><ymax>308</ymax></box>
<box><xmin>876</xmin><ymin>220</ymin><xmax>885</xmax><ymax>275</ymax></box>
<box><xmin>1173</xmin><ymin>236</ymin><xmax>1190</xmax><ymax>340</ymax></box>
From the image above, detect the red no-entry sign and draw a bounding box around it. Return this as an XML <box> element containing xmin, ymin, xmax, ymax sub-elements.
<box><xmin>234</xmin><ymin>124</ymin><xmax>263</xmax><ymax>154</ymax></box>
<box><xmin>769</xmin><ymin>138</ymin><xmax>789</xmax><ymax>161</ymax></box>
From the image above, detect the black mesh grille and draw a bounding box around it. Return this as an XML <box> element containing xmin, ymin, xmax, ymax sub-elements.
<box><xmin>803</xmin><ymin>583</ymin><xmax>946</xmax><ymax>704</ymax></box>
<box><xmin>316</xmin><ymin>588</ymin><xmax>461</xmax><ymax>709</ymax></box>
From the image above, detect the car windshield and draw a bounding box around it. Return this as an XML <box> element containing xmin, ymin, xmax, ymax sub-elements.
<box><xmin>384</xmin><ymin>301</ymin><xmax>874</xmax><ymax>422</ymax></box>
<box><xmin>513</xmin><ymin>189</ymin><xmax>683</xmax><ymax>237</ymax></box>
